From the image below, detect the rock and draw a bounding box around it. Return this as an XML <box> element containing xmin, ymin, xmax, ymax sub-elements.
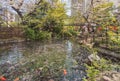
<box><xmin>112</xmin><ymin>73</ymin><xmax>120</xmax><ymax>81</ymax></box>
<box><xmin>6</xmin><ymin>61</ymin><xmax>12</xmax><ymax>64</ymax></box>
<box><xmin>103</xmin><ymin>76</ymin><xmax>111</xmax><ymax>81</ymax></box>
<box><xmin>85</xmin><ymin>43</ymin><xmax>94</xmax><ymax>48</ymax></box>
<box><xmin>88</xmin><ymin>54</ymin><xmax>100</xmax><ymax>62</ymax></box>
<box><xmin>84</xmin><ymin>54</ymin><xmax>100</xmax><ymax>65</ymax></box>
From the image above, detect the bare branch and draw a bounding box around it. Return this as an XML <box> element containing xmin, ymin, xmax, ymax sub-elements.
<box><xmin>27</xmin><ymin>0</ymin><xmax>42</xmax><ymax>16</ymax></box>
<box><xmin>11</xmin><ymin>6</ymin><xmax>23</xmax><ymax>19</ymax></box>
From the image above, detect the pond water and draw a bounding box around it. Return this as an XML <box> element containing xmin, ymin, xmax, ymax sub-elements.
<box><xmin>0</xmin><ymin>40</ymin><xmax>77</xmax><ymax>64</ymax></box>
<box><xmin>0</xmin><ymin>40</ymin><xmax>86</xmax><ymax>81</ymax></box>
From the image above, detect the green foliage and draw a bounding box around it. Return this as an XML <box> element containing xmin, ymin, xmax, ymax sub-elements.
<box><xmin>68</xmin><ymin>29</ymin><xmax>77</xmax><ymax>36</ymax></box>
<box><xmin>41</xmin><ymin>16</ymin><xmax>64</xmax><ymax>35</ymax></box>
<box><xmin>94</xmin><ymin>2</ymin><xmax>113</xmax><ymax>12</ymax></box>
<box><xmin>84</xmin><ymin>58</ymin><xmax>112</xmax><ymax>81</ymax></box>
<box><xmin>23</xmin><ymin>0</ymin><xmax>52</xmax><ymax>40</ymax></box>
<box><xmin>93</xmin><ymin>58</ymin><xmax>112</xmax><ymax>71</ymax></box>
<box><xmin>36</xmin><ymin>31</ymin><xmax>52</xmax><ymax>40</ymax></box>
<box><xmin>93</xmin><ymin>2</ymin><xmax>116</xmax><ymax>26</ymax></box>
<box><xmin>106</xmin><ymin>30</ymin><xmax>120</xmax><ymax>48</ymax></box>
<box><xmin>61</xmin><ymin>26</ymin><xmax>77</xmax><ymax>38</ymax></box>
<box><xmin>25</xmin><ymin>28</ymin><xmax>36</xmax><ymax>40</ymax></box>
<box><xmin>83</xmin><ymin>48</ymin><xmax>112</xmax><ymax>81</ymax></box>
<box><xmin>41</xmin><ymin>1</ymin><xmax>67</xmax><ymax>37</ymax></box>
<box><xmin>85</xmin><ymin>65</ymin><xmax>100</xmax><ymax>81</ymax></box>
<box><xmin>62</xmin><ymin>30</ymin><xmax>72</xmax><ymax>37</ymax></box>
<box><xmin>25</xmin><ymin>28</ymin><xmax>51</xmax><ymax>40</ymax></box>
<box><xmin>23</xmin><ymin>0</ymin><xmax>74</xmax><ymax>40</ymax></box>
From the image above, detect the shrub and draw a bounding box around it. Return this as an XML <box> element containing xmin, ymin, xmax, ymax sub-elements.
<box><xmin>25</xmin><ymin>28</ymin><xmax>36</xmax><ymax>40</ymax></box>
<box><xmin>23</xmin><ymin>0</ymin><xmax>67</xmax><ymax>40</ymax></box>
<box><xmin>25</xmin><ymin>28</ymin><xmax>51</xmax><ymax>40</ymax></box>
<box><xmin>84</xmin><ymin>58</ymin><xmax>112</xmax><ymax>81</ymax></box>
<box><xmin>36</xmin><ymin>31</ymin><xmax>52</xmax><ymax>40</ymax></box>
<box><xmin>69</xmin><ymin>29</ymin><xmax>77</xmax><ymax>36</ymax></box>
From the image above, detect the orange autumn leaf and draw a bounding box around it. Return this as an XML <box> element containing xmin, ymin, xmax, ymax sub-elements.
<box><xmin>14</xmin><ymin>77</ymin><xmax>19</xmax><ymax>81</ymax></box>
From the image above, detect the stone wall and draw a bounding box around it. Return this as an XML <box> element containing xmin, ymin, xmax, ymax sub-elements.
<box><xmin>0</xmin><ymin>27</ymin><xmax>24</xmax><ymax>39</ymax></box>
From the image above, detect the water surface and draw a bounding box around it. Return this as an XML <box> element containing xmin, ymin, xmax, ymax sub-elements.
<box><xmin>0</xmin><ymin>40</ymin><xmax>86</xmax><ymax>81</ymax></box>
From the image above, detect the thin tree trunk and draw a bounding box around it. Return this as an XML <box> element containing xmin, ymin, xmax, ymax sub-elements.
<box><xmin>97</xmin><ymin>48</ymin><xmax>120</xmax><ymax>59</ymax></box>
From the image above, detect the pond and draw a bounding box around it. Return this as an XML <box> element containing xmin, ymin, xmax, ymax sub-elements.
<box><xmin>0</xmin><ymin>40</ymin><xmax>87</xmax><ymax>81</ymax></box>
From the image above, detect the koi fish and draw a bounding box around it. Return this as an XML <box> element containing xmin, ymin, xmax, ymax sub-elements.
<box><xmin>0</xmin><ymin>76</ymin><xmax>6</xmax><ymax>81</ymax></box>
<box><xmin>63</xmin><ymin>69</ymin><xmax>67</xmax><ymax>75</ymax></box>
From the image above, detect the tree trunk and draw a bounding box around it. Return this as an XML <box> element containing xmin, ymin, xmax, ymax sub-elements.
<box><xmin>11</xmin><ymin>6</ymin><xmax>23</xmax><ymax>20</ymax></box>
<box><xmin>97</xmin><ymin>48</ymin><xmax>120</xmax><ymax>59</ymax></box>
